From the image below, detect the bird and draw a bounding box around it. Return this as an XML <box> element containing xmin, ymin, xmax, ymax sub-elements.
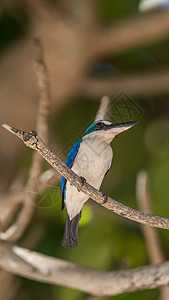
<box><xmin>61</xmin><ymin>120</ymin><xmax>138</xmax><ymax>248</ymax></box>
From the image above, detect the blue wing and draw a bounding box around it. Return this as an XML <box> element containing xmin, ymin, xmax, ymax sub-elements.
<box><xmin>61</xmin><ymin>138</ymin><xmax>82</xmax><ymax>210</ymax></box>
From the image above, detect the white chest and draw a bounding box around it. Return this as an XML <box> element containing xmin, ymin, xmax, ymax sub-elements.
<box><xmin>65</xmin><ymin>137</ymin><xmax>113</xmax><ymax>220</ymax></box>
<box><xmin>72</xmin><ymin>138</ymin><xmax>113</xmax><ymax>187</ymax></box>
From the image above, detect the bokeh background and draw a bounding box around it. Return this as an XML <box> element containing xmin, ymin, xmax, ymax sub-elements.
<box><xmin>1</xmin><ymin>0</ymin><xmax>169</xmax><ymax>299</ymax></box>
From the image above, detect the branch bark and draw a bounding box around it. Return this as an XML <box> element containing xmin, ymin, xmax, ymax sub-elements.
<box><xmin>0</xmin><ymin>244</ymin><xmax>169</xmax><ymax>296</ymax></box>
<box><xmin>2</xmin><ymin>123</ymin><xmax>169</xmax><ymax>232</ymax></box>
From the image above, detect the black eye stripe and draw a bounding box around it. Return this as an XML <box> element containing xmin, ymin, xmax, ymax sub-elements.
<box><xmin>95</xmin><ymin>122</ymin><xmax>104</xmax><ymax>129</ymax></box>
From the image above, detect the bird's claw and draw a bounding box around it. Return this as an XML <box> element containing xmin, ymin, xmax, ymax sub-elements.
<box><xmin>102</xmin><ymin>192</ymin><xmax>108</xmax><ymax>204</ymax></box>
<box><xmin>80</xmin><ymin>176</ymin><xmax>86</xmax><ymax>186</ymax></box>
<box><xmin>77</xmin><ymin>176</ymin><xmax>86</xmax><ymax>192</ymax></box>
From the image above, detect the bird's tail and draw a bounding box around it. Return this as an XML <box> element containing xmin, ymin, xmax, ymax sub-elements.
<box><xmin>62</xmin><ymin>212</ymin><xmax>81</xmax><ymax>248</ymax></box>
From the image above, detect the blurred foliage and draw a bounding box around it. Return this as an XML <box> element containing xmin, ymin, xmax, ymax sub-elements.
<box><xmin>99</xmin><ymin>0</ymin><xmax>140</xmax><ymax>22</ymax></box>
<box><xmin>1</xmin><ymin>1</ymin><xmax>169</xmax><ymax>300</ymax></box>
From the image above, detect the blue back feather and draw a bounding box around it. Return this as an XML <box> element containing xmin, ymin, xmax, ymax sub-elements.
<box><xmin>61</xmin><ymin>138</ymin><xmax>82</xmax><ymax>209</ymax></box>
<box><xmin>84</xmin><ymin>121</ymin><xmax>98</xmax><ymax>136</ymax></box>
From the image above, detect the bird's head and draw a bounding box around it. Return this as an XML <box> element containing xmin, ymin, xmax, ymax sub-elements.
<box><xmin>83</xmin><ymin>120</ymin><xmax>138</xmax><ymax>143</ymax></box>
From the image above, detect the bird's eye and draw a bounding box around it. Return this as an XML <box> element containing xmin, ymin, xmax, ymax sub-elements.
<box><xmin>95</xmin><ymin>122</ymin><xmax>104</xmax><ymax>129</ymax></box>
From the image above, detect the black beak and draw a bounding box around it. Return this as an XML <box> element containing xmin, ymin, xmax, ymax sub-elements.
<box><xmin>105</xmin><ymin>120</ymin><xmax>138</xmax><ymax>136</ymax></box>
<box><xmin>106</xmin><ymin>121</ymin><xmax>138</xmax><ymax>130</ymax></box>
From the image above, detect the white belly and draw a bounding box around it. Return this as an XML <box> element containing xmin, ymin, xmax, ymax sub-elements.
<box><xmin>64</xmin><ymin>138</ymin><xmax>113</xmax><ymax>220</ymax></box>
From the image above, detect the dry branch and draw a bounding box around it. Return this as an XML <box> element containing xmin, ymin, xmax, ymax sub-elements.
<box><xmin>0</xmin><ymin>38</ymin><xmax>50</xmax><ymax>242</ymax></box>
<box><xmin>0</xmin><ymin>168</ymin><xmax>58</xmax><ymax>235</ymax></box>
<box><xmin>94</xmin><ymin>96</ymin><xmax>110</xmax><ymax>121</ymax></box>
<box><xmin>0</xmin><ymin>244</ymin><xmax>169</xmax><ymax>296</ymax></box>
<box><xmin>136</xmin><ymin>171</ymin><xmax>169</xmax><ymax>300</ymax></box>
<box><xmin>34</xmin><ymin>38</ymin><xmax>50</xmax><ymax>142</ymax></box>
<box><xmin>136</xmin><ymin>171</ymin><xmax>165</xmax><ymax>264</ymax></box>
<box><xmin>3</xmin><ymin>123</ymin><xmax>169</xmax><ymax>231</ymax></box>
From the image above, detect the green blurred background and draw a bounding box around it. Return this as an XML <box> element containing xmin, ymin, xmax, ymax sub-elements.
<box><xmin>1</xmin><ymin>0</ymin><xmax>169</xmax><ymax>299</ymax></box>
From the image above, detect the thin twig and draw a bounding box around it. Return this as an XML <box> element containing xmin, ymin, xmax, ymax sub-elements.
<box><xmin>0</xmin><ymin>168</ymin><xmax>58</xmax><ymax>232</ymax></box>
<box><xmin>0</xmin><ymin>168</ymin><xmax>59</xmax><ymax>239</ymax></box>
<box><xmin>136</xmin><ymin>171</ymin><xmax>165</xmax><ymax>263</ymax></box>
<box><xmin>2</xmin><ymin>124</ymin><xmax>169</xmax><ymax>231</ymax></box>
<box><xmin>0</xmin><ymin>244</ymin><xmax>169</xmax><ymax>296</ymax></box>
<box><xmin>34</xmin><ymin>37</ymin><xmax>50</xmax><ymax>143</ymax></box>
<box><xmin>136</xmin><ymin>171</ymin><xmax>169</xmax><ymax>300</ymax></box>
<box><xmin>94</xmin><ymin>96</ymin><xmax>110</xmax><ymax>121</ymax></box>
<box><xmin>0</xmin><ymin>38</ymin><xmax>50</xmax><ymax>242</ymax></box>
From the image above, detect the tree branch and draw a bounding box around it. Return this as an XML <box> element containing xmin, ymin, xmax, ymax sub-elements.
<box><xmin>0</xmin><ymin>243</ymin><xmax>169</xmax><ymax>296</ymax></box>
<box><xmin>136</xmin><ymin>171</ymin><xmax>165</xmax><ymax>264</ymax></box>
<box><xmin>136</xmin><ymin>170</ymin><xmax>169</xmax><ymax>300</ymax></box>
<box><xmin>2</xmin><ymin>123</ymin><xmax>169</xmax><ymax>231</ymax></box>
<box><xmin>94</xmin><ymin>96</ymin><xmax>110</xmax><ymax>121</ymax></box>
<box><xmin>0</xmin><ymin>38</ymin><xmax>50</xmax><ymax>242</ymax></box>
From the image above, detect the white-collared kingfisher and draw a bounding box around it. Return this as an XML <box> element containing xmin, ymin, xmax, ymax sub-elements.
<box><xmin>61</xmin><ymin>120</ymin><xmax>138</xmax><ymax>247</ymax></box>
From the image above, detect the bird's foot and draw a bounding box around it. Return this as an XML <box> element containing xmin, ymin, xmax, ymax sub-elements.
<box><xmin>102</xmin><ymin>192</ymin><xmax>108</xmax><ymax>204</ymax></box>
<box><xmin>77</xmin><ymin>176</ymin><xmax>86</xmax><ymax>192</ymax></box>
<box><xmin>80</xmin><ymin>176</ymin><xmax>86</xmax><ymax>186</ymax></box>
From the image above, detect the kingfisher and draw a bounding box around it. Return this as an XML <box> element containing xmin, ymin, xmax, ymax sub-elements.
<box><xmin>61</xmin><ymin>120</ymin><xmax>138</xmax><ymax>248</ymax></box>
